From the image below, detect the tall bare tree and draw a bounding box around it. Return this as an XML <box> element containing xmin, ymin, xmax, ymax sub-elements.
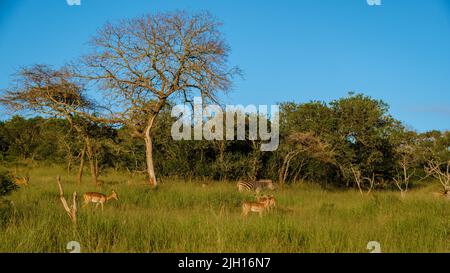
<box><xmin>81</xmin><ymin>11</ymin><xmax>237</xmax><ymax>187</ymax></box>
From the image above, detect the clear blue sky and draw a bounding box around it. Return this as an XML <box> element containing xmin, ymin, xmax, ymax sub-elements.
<box><xmin>0</xmin><ymin>0</ymin><xmax>449</xmax><ymax>131</ymax></box>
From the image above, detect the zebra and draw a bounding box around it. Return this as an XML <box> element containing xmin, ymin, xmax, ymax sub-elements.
<box><xmin>237</xmin><ymin>179</ymin><xmax>275</xmax><ymax>193</ymax></box>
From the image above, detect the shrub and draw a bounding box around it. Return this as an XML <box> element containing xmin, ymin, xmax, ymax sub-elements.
<box><xmin>0</xmin><ymin>172</ymin><xmax>18</xmax><ymax>197</ymax></box>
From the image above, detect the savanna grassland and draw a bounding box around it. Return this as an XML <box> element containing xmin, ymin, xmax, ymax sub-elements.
<box><xmin>0</xmin><ymin>166</ymin><xmax>449</xmax><ymax>253</ymax></box>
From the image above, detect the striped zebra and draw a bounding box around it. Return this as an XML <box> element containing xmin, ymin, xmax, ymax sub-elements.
<box><xmin>237</xmin><ymin>179</ymin><xmax>275</xmax><ymax>193</ymax></box>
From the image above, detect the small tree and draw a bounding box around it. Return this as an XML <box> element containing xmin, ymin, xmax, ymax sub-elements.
<box><xmin>393</xmin><ymin>145</ymin><xmax>415</xmax><ymax>197</ymax></box>
<box><xmin>349</xmin><ymin>165</ymin><xmax>375</xmax><ymax>196</ymax></box>
<box><xmin>0</xmin><ymin>65</ymin><xmax>106</xmax><ymax>185</ymax></box>
<box><xmin>425</xmin><ymin>159</ymin><xmax>450</xmax><ymax>195</ymax></box>
<box><xmin>57</xmin><ymin>176</ymin><xmax>77</xmax><ymax>225</ymax></box>
<box><xmin>279</xmin><ymin>132</ymin><xmax>334</xmax><ymax>186</ymax></box>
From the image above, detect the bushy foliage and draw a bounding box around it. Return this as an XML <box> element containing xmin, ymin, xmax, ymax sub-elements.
<box><xmin>0</xmin><ymin>172</ymin><xmax>18</xmax><ymax>197</ymax></box>
<box><xmin>0</xmin><ymin>93</ymin><xmax>448</xmax><ymax>190</ymax></box>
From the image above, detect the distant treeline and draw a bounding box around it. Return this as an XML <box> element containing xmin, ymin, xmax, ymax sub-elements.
<box><xmin>0</xmin><ymin>93</ymin><xmax>449</xmax><ymax>190</ymax></box>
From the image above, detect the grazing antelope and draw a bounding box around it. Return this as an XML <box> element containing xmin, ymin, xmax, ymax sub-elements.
<box><xmin>13</xmin><ymin>175</ymin><xmax>29</xmax><ymax>186</ymax></box>
<box><xmin>258</xmin><ymin>195</ymin><xmax>276</xmax><ymax>210</ymax></box>
<box><xmin>433</xmin><ymin>190</ymin><xmax>450</xmax><ymax>199</ymax></box>
<box><xmin>242</xmin><ymin>198</ymin><xmax>271</xmax><ymax>217</ymax></box>
<box><xmin>82</xmin><ymin>190</ymin><xmax>119</xmax><ymax>211</ymax></box>
<box><xmin>237</xmin><ymin>179</ymin><xmax>275</xmax><ymax>193</ymax></box>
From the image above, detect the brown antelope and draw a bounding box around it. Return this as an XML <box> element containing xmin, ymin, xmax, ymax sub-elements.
<box><xmin>13</xmin><ymin>175</ymin><xmax>29</xmax><ymax>186</ymax></box>
<box><xmin>242</xmin><ymin>198</ymin><xmax>271</xmax><ymax>217</ymax></box>
<box><xmin>433</xmin><ymin>190</ymin><xmax>450</xmax><ymax>199</ymax></box>
<box><xmin>82</xmin><ymin>190</ymin><xmax>119</xmax><ymax>211</ymax></box>
<box><xmin>258</xmin><ymin>195</ymin><xmax>276</xmax><ymax>210</ymax></box>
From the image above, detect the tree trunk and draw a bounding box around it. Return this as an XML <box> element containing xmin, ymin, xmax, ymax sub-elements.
<box><xmin>77</xmin><ymin>146</ymin><xmax>86</xmax><ymax>184</ymax></box>
<box><xmin>95</xmin><ymin>157</ymin><xmax>99</xmax><ymax>178</ymax></box>
<box><xmin>87</xmin><ymin>154</ymin><xmax>97</xmax><ymax>185</ymax></box>
<box><xmin>85</xmin><ymin>137</ymin><xmax>98</xmax><ymax>185</ymax></box>
<box><xmin>57</xmin><ymin>176</ymin><xmax>77</xmax><ymax>226</ymax></box>
<box><xmin>400</xmin><ymin>190</ymin><xmax>406</xmax><ymax>198</ymax></box>
<box><xmin>142</xmin><ymin>103</ymin><xmax>164</xmax><ymax>189</ymax></box>
<box><xmin>279</xmin><ymin>157</ymin><xmax>288</xmax><ymax>188</ymax></box>
<box><xmin>292</xmin><ymin>159</ymin><xmax>306</xmax><ymax>183</ymax></box>
<box><xmin>279</xmin><ymin>151</ymin><xmax>300</xmax><ymax>187</ymax></box>
<box><xmin>219</xmin><ymin>141</ymin><xmax>226</xmax><ymax>180</ymax></box>
<box><xmin>67</xmin><ymin>158</ymin><xmax>72</xmax><ymax>174</ymax></box>
<box><xmin>63</xmin><ymin>140</ymin><xmax>73</xmax><ymax>175</ymax></box>
<box><xmin>144</xmin><ymin>126</ymin><xmax>157</xmax><ymax>188</ymax></box>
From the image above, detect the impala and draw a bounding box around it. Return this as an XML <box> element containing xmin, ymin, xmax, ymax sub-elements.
<box><xmin>258</xmin><ymin>195</ymin><xmax>276</xmax><ymax>210</ymax></box>
<box><xmin>242</xmin><ymin>198</ymin><xmax>271</xmax><ymax>217</ymax></box>
<box><xmin>82</xmin><ymin>190</ymin><xmax>119</xmax><ymax>211</ymax></box>
<box><xmin>13</xmin><ymin>175</ymin><xmax>29</xmax><ymax>186</ymax></box>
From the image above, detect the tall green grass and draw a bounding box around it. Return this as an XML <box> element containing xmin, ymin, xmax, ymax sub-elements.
<box><xmin>0</xmin><ymin>166</ymin><xmax>449</xmax><ymax>253</ymax></box>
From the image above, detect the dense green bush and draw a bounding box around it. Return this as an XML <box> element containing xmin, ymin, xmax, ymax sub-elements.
<box><xmin>0</xmin><ymin>172</ymin><xmax>17</xmax><ymax>197</ymax></box>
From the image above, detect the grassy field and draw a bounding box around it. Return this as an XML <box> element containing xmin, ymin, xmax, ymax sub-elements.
<box><xmin>0</xmin><ymin>166</ymin><xmax>449</xmax><ymax>253</ymax></box>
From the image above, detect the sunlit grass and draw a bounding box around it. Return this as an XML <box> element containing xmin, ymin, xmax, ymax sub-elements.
<box><xmin>0</xmin><ymin>165</ymin><xmax>449</xmax><ymax>253</ymax></box>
